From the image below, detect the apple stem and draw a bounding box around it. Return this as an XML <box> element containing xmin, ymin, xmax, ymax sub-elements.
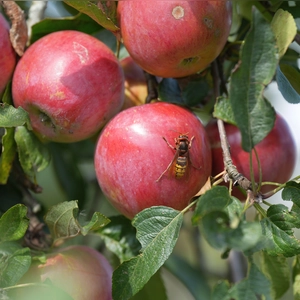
<box><xmin>144</xmin><ymin>72</ymin><xmax>158</xmax><ymax>103</ymax></box>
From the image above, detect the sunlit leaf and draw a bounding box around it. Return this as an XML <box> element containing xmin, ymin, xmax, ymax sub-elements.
<box><xmin>260</xmin><ymin>251</ymin><xmax>290</xmax><ymax>299</ymax></box>
<box><xmin>293</xmin><ymin>255</ymin><xmax>300</xmax><ymax>300</ymax></box>
<box><xmin>0</xmin><ymin>128</ymin><xmax>16</xmax><ymax>184</ymax></box>
<box><xmin>271</xmin><ymin>9</ymin><xmax>297</xmax><ymax>58</ymax></box>
<box><xmin>112</xmin><ymin>206</ymin><xmax>183</xmax><ymax>300</ymax></box>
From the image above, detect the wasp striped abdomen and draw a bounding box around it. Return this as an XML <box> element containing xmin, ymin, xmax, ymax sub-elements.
<box><xmin>174</xmin><ymin>156</ymin><xmax>188</xmax><ymax>178</ymax></box>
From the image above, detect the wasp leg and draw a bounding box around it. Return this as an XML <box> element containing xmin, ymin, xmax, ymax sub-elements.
<box><xmin>162</xmin><ymin>136</ymin><xmax>176</xmax><ymax>150</ymax></box>
<box><xmin>188</xmin><ymin>136</ymin><xmax>201</xmax><ymax>170</ymax></box>
<box><xmin>156</xmin><ymin>162</ymin><xmax>172</xmax><ymax>182</ymax></box>
<box><xmin>156</xmin><ymin>149</ymin><xmax>178</xmax><ymax>182</ymax></box>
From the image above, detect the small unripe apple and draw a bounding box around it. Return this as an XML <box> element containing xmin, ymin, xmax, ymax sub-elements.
<box><xmin>12</xmin><ymin>30</ymin><xmax>124</xmax><ymax>143</ymax></box>
<box><xmin>206</xmin><ymin>114</ymin><xmax>297</xmax><ymax>195</ymax></box>
<box><xmin>95</xmin><ymin>102</ymin><xmax>212</xmax><ymax>219</ymax></box>
<box><xmin>120</xmin><ymin>56</ymin><xmax>148</xmax><ymax>109</ymax></box>
<box><xmin>0</xmin><ymin>13</ymin><xmax>16</xmax><ymax>95</ymax></box>
<box><xmin>13</xmin><ymin>246</ymin><xmax>113</xmax><ymax>300</ymax></box>
<box><xmin>117</xmin><ymin>1</ymin><xmax>232</xmax><ymax>78</ymax></box>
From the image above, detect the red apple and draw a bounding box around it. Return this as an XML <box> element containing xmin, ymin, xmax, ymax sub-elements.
<box><xmin>120</xmin><ymin>56</ymin><xmax>148</xmax><ymax>109</ymax></box>
<box><xmin>206</xmin><ymin>114</ymin><xmax>297</xmax><ymax>195</ymax></box>
<box><xmin>0</xmin><ymin>13</ymin><xmax>16</xmax><ymax>95</ymax></box>
<box><xmin>13</xmin><ymin>245</ymin><xmax>113</xmax><ymax>300</ymax></box>
<box><xmin>117</xmin><ymin>1</ymin><xmax>232</xmax><ymax>78</ymax></box>
<box><xmin>95</xmin><ymin>102</ymin><xmax>212</xmax><ymax>219</ymax></box>
<box><xmin>12</xmin><ymin>30</ymin><xmax>124</xmax><ymax>143</ymax></box>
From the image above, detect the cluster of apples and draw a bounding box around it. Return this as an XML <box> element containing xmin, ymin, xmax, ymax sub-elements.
<box><xmin>0</xmin><ymin>1</ymin><xmax>297</xmax><ymax>298</ymax></box>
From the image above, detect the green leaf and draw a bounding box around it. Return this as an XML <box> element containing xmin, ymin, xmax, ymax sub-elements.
<box><xmin>80</xmin><ymin>212</ymin><xmax>110</xmax><ymax>235</ymax></box>
<box><xmin>1</xmin><ymin>82</ymin><xmax>13</xmax><ymax>105</ymax></box>
<box><xmin>158</xmin><ymin>77</ymin><xmax>209</xmax><ymax>107</ymax></box>
<box><xmin>260</xmin><ymin>251</ymin><xmax>290</xmax><ymax>299</ymax></box>
<box><xmin>158</xmin><ymin>78</ymin><xmax>184</xmax><ymax>105</ymax></box>
<box><xmin>49</xmin><ymin>143</ymin><xmax>86</xmax><ymax>204</ymax></box>
<box><xmin>229</xmin><ymin>260</ymin><xmax>272</xmax><ymax>300</ymax></box>
<box><xmin>181</xmin><ymin>78</ymin><xmax>210</xmax><ymax>106</ymax></box>
<box><xmin>293</xmin><ymin>255</ymin><xmax>300</xmax><ymax>300</ymax></box>
<box><xmin>165</xmin><ymin>254</ymin><xmax>211</xmax><ymax>300</ymax></box>
<box><xmin>193</xmin><ymin>187</ymin><xmax>261</xmax><ymax>252</ymax></box>
<box><xmin>211</xmin><ymin>281</ymin><xmax>231</xmax><ymax>300</ymax></box>
<box><xmin>201</xmin><ymin>211</ymin><xmax>262</xmax><ymax>252</ymax></box>
<box><xmin>0</xmin><ymin>104</ymin><xmax>31</xmax><ymax>129</ymax></box>
<box><xmin>0</xmin><ymin>128</ymin><xmax>17</xmax><ymax>184</ymax></box>
<box><xmin>229</xmin><ymin>8</ymin><xmax>277</xmax><ymax>152</ymax></box>
<box><xmin>192</xmin><ymin>186</ymin><xmax>232</xmax><ymax>223</ymax></box>
<box><xmin>63</xmin><ymin>0</ymin><xmax>119</xmax><ymax>33</ymax></box>
<box><xmin>213</xmin><ymin>96</ymin><xmax>236</xmax><ymax>125</ymax></box>
<box><xmin>97</xmin><ymin>215</ymin><xmax>141</xmax><ymax>263</ymax></box>
<box><xmin>0</xmin><ymin>204</ymin><xmax>29</xmax><ymax>242</ymax></box>
<box><xmin>0</xmin><ymin>243</ymin><xmax>31</xmax><ymax>287</ymax></box>
<box><xmin>131</xmin><ymin>269</ymin><xmax>167</xmax><ymax>300</ymax></box>
<box><xmin>112</xmin><ymin>206</ymin><xmax>183</xmax><ymax>300</ymax></box>
<box><xmin>259</xmin><ymin>204</ymin><xmax>300</xmax><ymax>257</ymax></box>
<box><xmin>276</xmin><ymin>64</ymin><xmax>300</xmax><ymax>104</ymax></box>
<box><xmin>271</xmin><ymin>9</ymin><xmax>297</xmax><ymax>58</ymax></box>
<box><xmin>280</xmin><ymin>2</ymin><xmax>300</xmax><ymax>19</ymax></box>
<box><xmin>14</xmin><ymin>126</ymin><xmax>51</xmax><ymax>177</ymax></box>
<box><xmin>44</xmin><ymin>200</ymin><xmax>110</xmax><ymax>244</ymax></box>
<box><xmin>282</xmin><ymin>181</ymin><xmax>300</xmax><ymax>211</ymax></box>
<box><xmin>30</xmin><ymin>13</ymin><xmax>103</xmax><ymax>44</ymax></box>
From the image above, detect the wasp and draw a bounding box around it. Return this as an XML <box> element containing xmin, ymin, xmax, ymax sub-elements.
<box><xmin>156</xmin><ymin>132</ymin><xmax>201</xmax><ymax>182</ymax></box>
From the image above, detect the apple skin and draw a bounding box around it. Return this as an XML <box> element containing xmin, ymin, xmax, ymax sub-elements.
<box><xmin>12</xmin><ymin>30</ymin><xmax>124</xmax><ymax>143</ymax></box>
<box><xmin>120</xmin><ymin>56</ymin><xmax>148</xmax><ymax>109</ymax></box>
<box><xmin>206</xmin><ymin>114</ymin><xmax>297</xmax><ymax>195</ymax></box>
<box><xmin>14</xmin><ymin>246</ymin><xmax>113</xmax><ymax>300</ymax></box>
<box><xmin>0</xmin><ymin>13</ymin><xmax>16</xmax><ymax>95</ymax></box>
<box><xmin>95</xmin><ymin>102</ymin><xmax>212</xmax><ymax>219</ymax></box>
<box><xmin>117</xmin><ymin>1</ymin><xmax>232</xmax><ymax>78</ymax></box>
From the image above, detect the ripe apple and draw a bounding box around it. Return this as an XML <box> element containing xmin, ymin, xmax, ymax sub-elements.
<box><xmin>206</xmin><ymin>114</ymin><xmax>297</xmax><ymax>195</ymax></box>
<box><xmin>117</xmin><ymin>1</ymin><xmax>232</xmax><ymax>78</ymax></box>
<box><xmin>0</xmin><ymin>13</ymin><xmax>16</xmax><ymax>95</ymax></box>
<box><xmin>120</xmin><ymin>56</ymin><xmax>148</xmax><ymax>109</ymax></box>
<box><xmin>12</xmin><ymin>30</ymin><xmax>124</xmax><ymax>143</ymax></box>
<box><xmin>95</xmin><ymin>102</ymin><xmax>212</xmax><ymax>219</ymax></box>
<box><xmin>13</xmin><ymin>245</ymin><xmax>113</xmax><ymax>300</ymax></box>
